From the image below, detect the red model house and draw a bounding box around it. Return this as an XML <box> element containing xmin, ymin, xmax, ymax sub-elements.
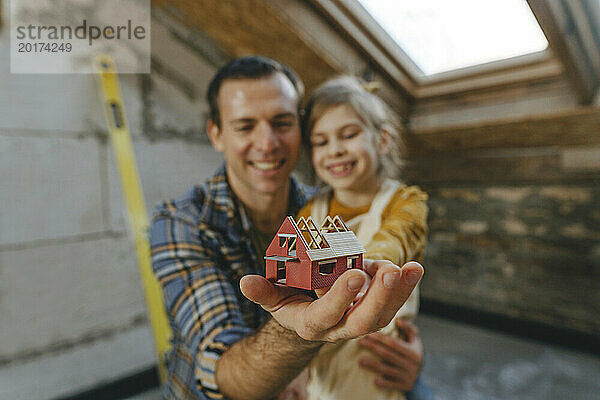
<box><xmin>265</xmin><ymin>215</ymin><xmax>365</xmax><ymax>290</ymax></box>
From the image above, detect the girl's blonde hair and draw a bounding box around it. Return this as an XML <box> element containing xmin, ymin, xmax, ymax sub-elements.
<box><xmin>302</xmin><ymin>76</ymin><xmax>405</xmax><ymax>178</ymax></box>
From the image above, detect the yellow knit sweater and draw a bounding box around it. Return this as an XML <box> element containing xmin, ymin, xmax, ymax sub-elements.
<box><xmin>296</xmin><ymin>184</ymin><xmax>429</xmax><ymax>400</ymax></box>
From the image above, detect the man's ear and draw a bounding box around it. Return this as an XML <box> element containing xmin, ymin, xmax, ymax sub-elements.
<box><xmin>207</xmin><ymin>119</ymin><xmax>224</xmax><ymax>152</ymax></box>
<box><xmin>377</xmin><ymin>127</ymin><xmax>392</xmax><ymax>155</ymax></box>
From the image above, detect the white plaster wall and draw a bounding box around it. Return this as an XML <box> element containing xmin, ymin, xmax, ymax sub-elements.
<box><xmin>0</xmin><ymin>135</ymin><xmax>105</xmax><ymax>245</ymax></box>
<box><xmin>107</xmin><ymin>138</ymin><xmax>224</xmax><ymax>231</ymax></box>
<box><xmin>0</xmin><ymin>237</ymin><xmax>144</xmax><ymax>359</ymax></box>
<box><xmin>0</xmin><ymin>7</ymin><xmax>223</xmax><ymax>398</ymax></box>
<box><xmin>0</xmin><ymin>33</ymin><xmax>143</xmax><ymax>138</ymax></box>
<box><xmin>0</xmin><ymin>326</ymin><xmax>155</xmax><ymax>400</ymax></box>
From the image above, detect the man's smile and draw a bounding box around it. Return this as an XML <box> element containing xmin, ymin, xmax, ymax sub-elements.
<box><xmin>248</xmin><ymin>159</ymin><xmax>286</xmax><ymax>172</ymax></box>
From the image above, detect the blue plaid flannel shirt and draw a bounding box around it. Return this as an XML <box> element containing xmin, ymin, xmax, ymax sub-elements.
<box><xmin>150</xmin><ymin>164</ymin><xmax>314</xmax><ymax>399</ymax></box>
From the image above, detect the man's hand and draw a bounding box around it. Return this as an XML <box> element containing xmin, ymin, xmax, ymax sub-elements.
<box><xmin>357</xmin><ymin>318</ymin><xmax>423</xmax><ymax>391</ymax></box>
<box><xmin>240</xmin><ymin>260</ymin><xmax>423</xmax><ymax>342</ymax></box>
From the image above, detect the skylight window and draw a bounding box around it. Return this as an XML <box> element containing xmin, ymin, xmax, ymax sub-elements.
<box><xmin>357</xmin><ymin>0</ymin><xmax>549</xmax><ymax>76</ymax></box>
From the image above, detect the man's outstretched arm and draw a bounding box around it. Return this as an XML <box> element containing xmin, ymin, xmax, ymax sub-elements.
<box><xmin>216</xmin><ymin>318</ymin><xmax>321</xmax><ymax>400</ymax></box>
<box><xmin>216</xmin><ymin>260</ymin><xmax>424</xmax><ymax>399</ymax></box>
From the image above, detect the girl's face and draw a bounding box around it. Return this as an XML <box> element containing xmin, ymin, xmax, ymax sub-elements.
<box><xmin>310</xmin><ymin>104</ymin><xmax>381</xmax><ymax>194</ymax></box>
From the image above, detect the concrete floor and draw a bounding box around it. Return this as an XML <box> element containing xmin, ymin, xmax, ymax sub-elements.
<box><xmin>417</xmin><ymin>315</ymin><xmax>600</xmax><ymax>400</ymax></box>
<box><xmin>127</xmin><ymin>315</ymin><xmax>600</xmax><ymax>400</ymax></box>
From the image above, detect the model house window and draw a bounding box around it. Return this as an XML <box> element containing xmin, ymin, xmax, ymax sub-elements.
<box><xmin>347</xmin><ymin>256</ymin><xmax>358</xmax><ymax>269</ymax></box>
<box><xmin>287</xmin><ymin>236</ymin><xmax>296</xmax><ymax>251</ymax></box>
<box><xmin>278</xmin><ymin>235</ymin><xmax>297</xmax><ymax>250</ymax></box>
<box><xmin>319</xmin><ymin>260</ymin><xmax>335</xmax><ymax>275</ymax></box>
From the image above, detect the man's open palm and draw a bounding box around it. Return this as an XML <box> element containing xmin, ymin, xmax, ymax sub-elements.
<box><xmin>240</xmin><ymin>260</ymin><xmax>424</xmax><ymax>342</ymax></box>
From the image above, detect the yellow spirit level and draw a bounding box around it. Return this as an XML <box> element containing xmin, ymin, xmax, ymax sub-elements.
<box><xmin>96</xmin><ymin>55</ymin><xmax>171</xmax><ymax>383</ymax></box>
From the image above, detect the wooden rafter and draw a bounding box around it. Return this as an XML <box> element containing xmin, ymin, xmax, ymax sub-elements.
<box><xmin>527</xmin><ymin>0</ymin><xmax>599</xmax><ymax>104</ymax></box>
<box><xmin>319</xmin><ymin>215</ymin><xmax>349</xmax><ymax>233</ymax></box>
<box><xmin>407</xmin><ymin>106</ymin><xmax>600</xmax><ymax>154</ymax></box>
<box><xmin>296</xmin><ymin>217</ymin><xmax>330</xmax><ymax>249</ymax></box>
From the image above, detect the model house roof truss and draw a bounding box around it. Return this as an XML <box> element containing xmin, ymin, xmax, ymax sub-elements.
<box><xmin>284</xmin><ymin>216</ymin><xmax>365</xmax><ymax>261</ymax></box>
<box><xmin>296</xmin><ymin>216</ymin><xmax>331</xmax><ymax>250</ymax></box>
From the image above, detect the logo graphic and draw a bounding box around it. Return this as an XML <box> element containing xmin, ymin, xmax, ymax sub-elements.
<box><xmin>10</xmin><ymin>0</ymin><xmax>150</xmax><ymax>74</ymax></box>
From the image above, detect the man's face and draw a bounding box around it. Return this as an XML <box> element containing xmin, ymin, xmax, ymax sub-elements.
<box><xmin>208</xmin><ymin>73</ymin><xmax>301</xmax><ymax>200</ymax></box>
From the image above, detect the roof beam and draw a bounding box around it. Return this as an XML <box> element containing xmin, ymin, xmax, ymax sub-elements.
<box><xmin>414</xmin><ymin>53</ymin><xmax>563</xmax><ymax>101</ymax></box>
<box><xmin>527</xmin><ymin>0</ymin><xmax>600</xmax><ymax>104</ymax></box>
<box><xmin>404</xmin><ymin>147</ymin><xmax>600</xmax><ymax>185</ymax></box>
<box><xmin>406</xmin><ymin>106</ymin><xmax>600</xmax><ymax>154</ymax></box>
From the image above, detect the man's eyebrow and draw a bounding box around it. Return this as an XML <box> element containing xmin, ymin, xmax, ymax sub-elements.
<box><xmin>229</xmin><ymin>118</ymin><xmax>256</xmax><ymax>125</ymax></box>
<box><xmin>271</xmin><ymin>112</ymin><xmax>297</xmax><ymax>120</ymax></box>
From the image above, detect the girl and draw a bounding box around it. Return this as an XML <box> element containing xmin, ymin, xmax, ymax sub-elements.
<box><xmin>296</xmin><ymin>76</ymin><xmax>429</xmax><ymax>400</ymax></box>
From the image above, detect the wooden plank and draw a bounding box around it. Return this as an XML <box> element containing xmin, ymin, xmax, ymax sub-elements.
<box><xmin>412</xmin><ymin>78</ymin><xmax>574</xmax><ymax>119</ymax></box>
<box><xmin>414</xmin><ymin>57</ymin><xmax>563</xmax><ymax>100</ymax></box>
<box><xmin>404</xmin><ymin>147</ymin><xmax>600</xmax><ymax>185</ymax></box>
<box><xmin>527</xmin><ymin>0</ymin><xmax>598</xmax><ymax>103</ymax></box>
<box><xmin>405</xmin><ymin>106</ymin><xmax>600</xmax><ymax>154</ymax></box>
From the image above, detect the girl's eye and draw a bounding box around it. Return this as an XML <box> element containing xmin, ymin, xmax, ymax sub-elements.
<box><xmin>311</xmin><ymin>138</ymin><xmax>327</xmax><ymax>147</ymax></box>
<box><xmin>342</xmin><ymin>130</ymin><xmax>360</xmax><ymax>139</ymax></box>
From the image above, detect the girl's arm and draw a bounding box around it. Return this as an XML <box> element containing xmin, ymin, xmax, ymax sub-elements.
<box><xmin>366</xmin><ymin>186</ymin><xmax>429</xmax><ymax>266</ymax></box>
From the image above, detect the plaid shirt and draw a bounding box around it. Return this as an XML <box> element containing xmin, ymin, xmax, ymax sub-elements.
<box><xmin>150</xmin><ymin>164</ymin><xmax>314</xmax><ymax>399</ymax></box>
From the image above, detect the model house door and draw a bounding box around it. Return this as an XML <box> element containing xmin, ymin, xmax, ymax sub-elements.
<box><xmin>277</xmin><ymin>260</ymin><xmax>286</xmax><ymax>280</ymax></box>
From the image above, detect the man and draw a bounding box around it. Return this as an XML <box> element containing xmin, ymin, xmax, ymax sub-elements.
<box><xmin>150</xmin><ymin>56</ymin><xmax>425</xmax><ymax>400</ymax></box>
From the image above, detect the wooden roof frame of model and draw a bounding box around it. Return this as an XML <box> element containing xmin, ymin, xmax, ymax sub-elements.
<box><xmin>295</xmin><ymin>215</ymin><xmax>350</xmax><ymax>249</ymax></box>
<box><xmin>280</xmin><ymin>215</ymin><xmax>364</xmax><ymax>262</ymax></box>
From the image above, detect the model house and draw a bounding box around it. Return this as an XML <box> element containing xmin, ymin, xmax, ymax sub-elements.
<box><xmin>265</xmin><ymin>215</ymin><xmax>365</xmax><ymax>289</ymax></box>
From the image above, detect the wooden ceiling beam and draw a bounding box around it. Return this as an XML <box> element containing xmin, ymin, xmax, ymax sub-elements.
<box><xmin>414</xmin><ymin>56</ymin><xmax>563</xmax><ymax>101</ymax></box>
<box><xmin>406</xmin><ymin>106</ymin><xmax>600</xmax><ymax>154</ymax></box>
<box><xmin>404</xmin><ymin>147</ymin><xmax>600</xmax><ymax>185</ymax></box>
<box><xmin>527</xmin><ymin>0</ymin><xmax>599</xmax><ymax>104</ymax></box>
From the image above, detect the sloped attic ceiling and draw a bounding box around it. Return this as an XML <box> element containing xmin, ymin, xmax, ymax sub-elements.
<box><xmin>151</xmin><ymin>0</ymin><xmax>600</xmax><ymax>153</ymax></box>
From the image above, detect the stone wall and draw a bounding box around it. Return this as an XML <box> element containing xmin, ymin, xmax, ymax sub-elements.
<box><xmin>409</xmin><ymin>148</ymin><xmax>600</xmax><ymax>336</ymax></box>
